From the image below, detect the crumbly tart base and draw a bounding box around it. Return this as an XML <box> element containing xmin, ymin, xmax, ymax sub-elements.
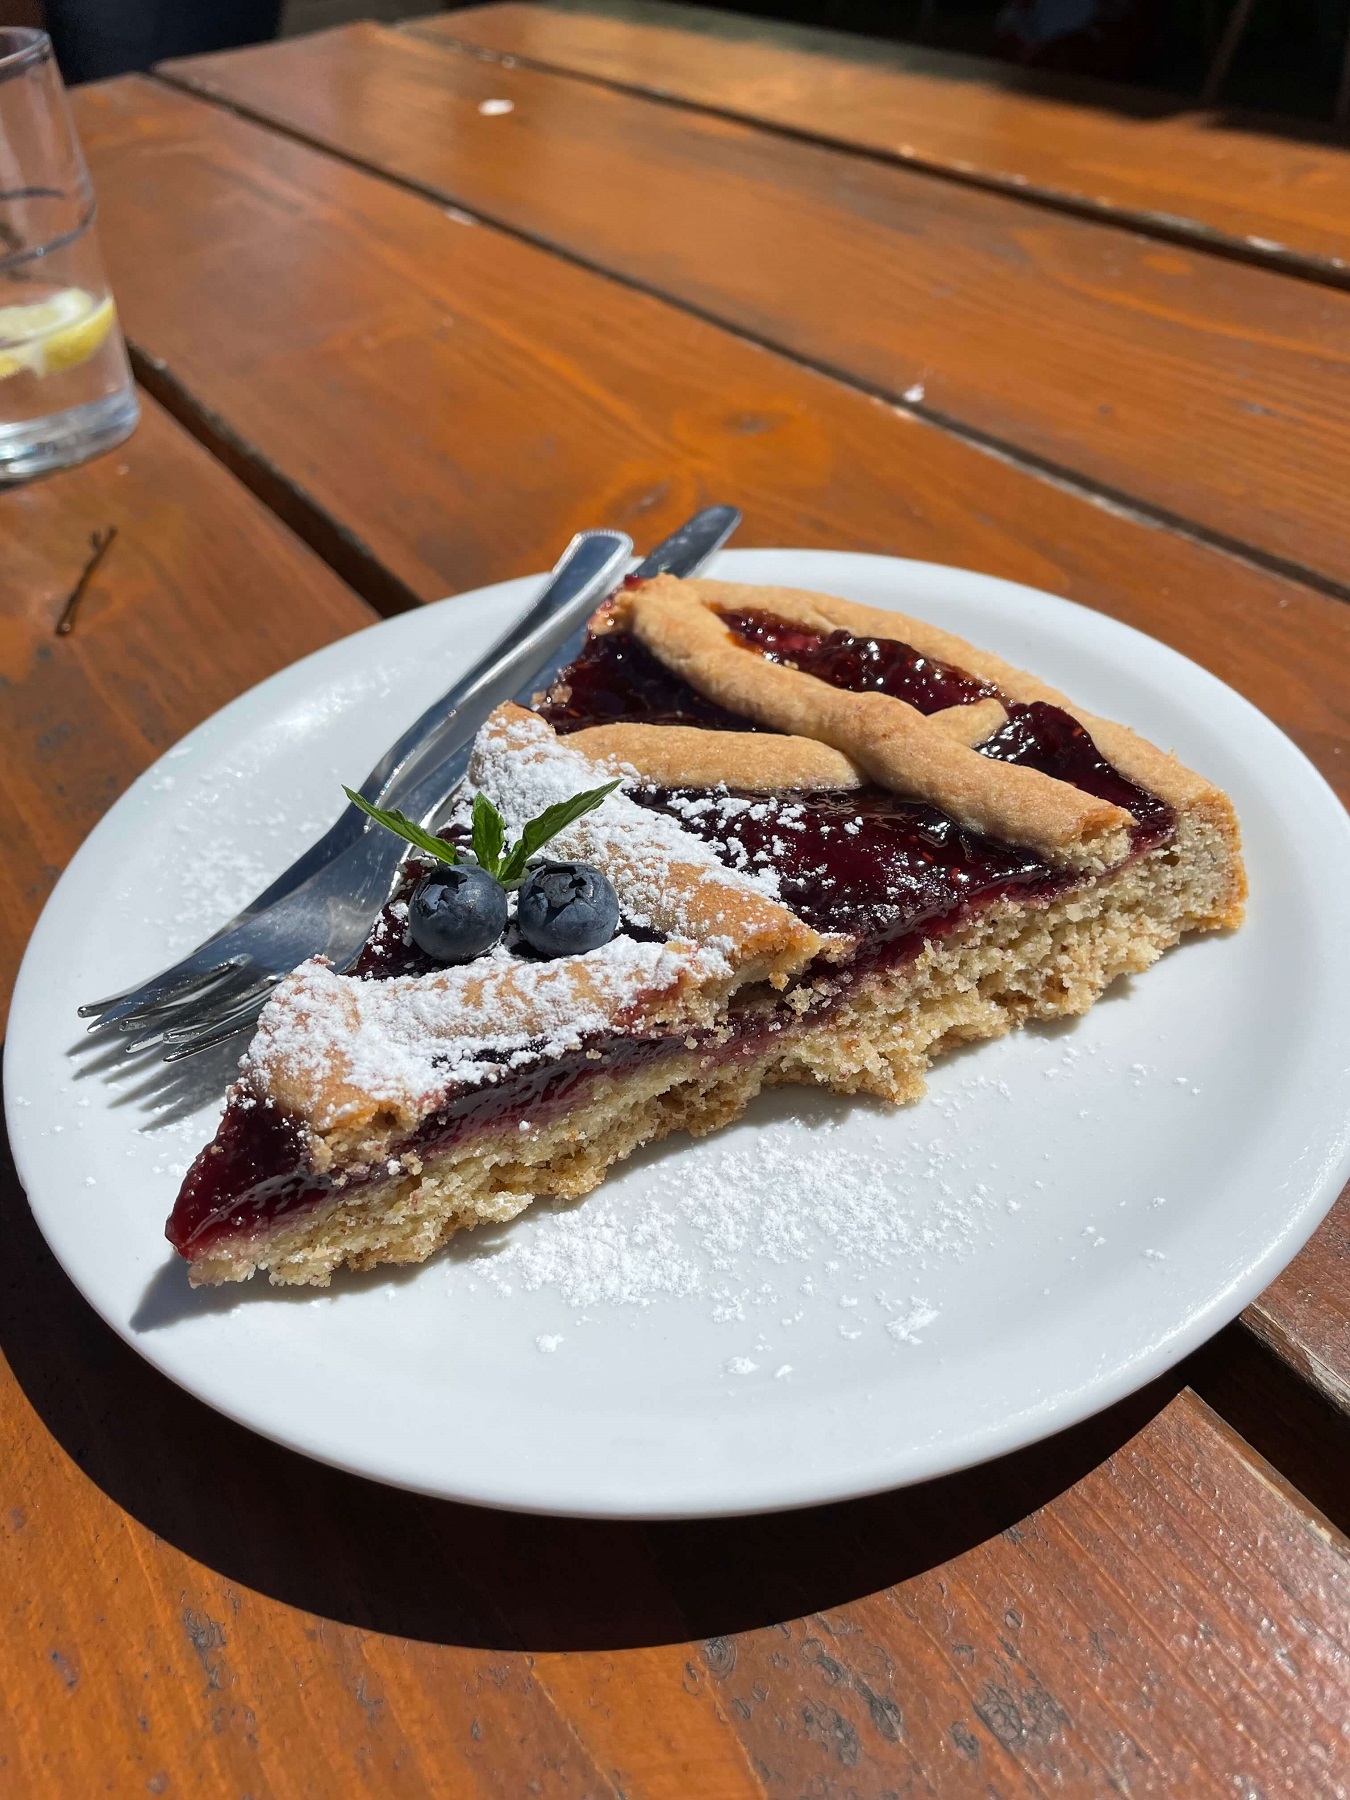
<box><xmin>187</xmin><ymin>804</ymin><xmax>1239</xmax><ymax>1287</ymax></box>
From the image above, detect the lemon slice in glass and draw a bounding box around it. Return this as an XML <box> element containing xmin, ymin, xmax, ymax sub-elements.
<box><xmin>0</xmin><ymin>288</ymin><xmax>117</xmax><ymax>380</ymax></box>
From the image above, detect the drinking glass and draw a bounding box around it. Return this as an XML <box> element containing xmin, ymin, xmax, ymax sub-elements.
<box><xmin>0</xmin><ymin>27</ymin><xmax>137</xmax><ymax>480</ymax></box>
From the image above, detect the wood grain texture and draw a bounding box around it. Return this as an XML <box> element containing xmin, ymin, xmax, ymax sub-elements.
<box><xmin>709</xmin><ymin>1396</ymin><xmax>1350</xmax><ymax>1792</ymax></box>
<box><xmin>0</xmin><ymin>393</ymin><xmax>373</xmax><ymax>1018</ymax></box>
<box><xmin>0</xmin><ymin>1099</ymin><xmax>1346</xmax><ymax>1800</ymax></box>
<box><xmin>426</xmin><ymin>1</ymin><xmax>1350</xmax><ymax>281</ymax></box>
<box><xmin>0</xmin><ymin>66</ymin><xmax>1343</xmax><ymax>1792</ymax></box>
<box><xmin>65</xmin><ymin>78</ymin><xmax>1350</xmax><ymax>803</ymax></box>
<box><xmin>161</xmin><ymin>23</ymin><xmax>1350</xmax><ymax>591</ymax></box>
<box><xmin>1247</xmin><ymin>1185</ymin><xmax>1350</xmax><ymax>1416</ymax></box>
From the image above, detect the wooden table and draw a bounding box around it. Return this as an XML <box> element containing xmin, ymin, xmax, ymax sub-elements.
<box><xmin>2</xmin><ymin>6</ymin><xmax>1348</xmax><ymax>1791</ymax></box>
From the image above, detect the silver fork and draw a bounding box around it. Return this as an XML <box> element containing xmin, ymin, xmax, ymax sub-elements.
<box><xmin>79</xmin><ymin>527</ymin><xmax>633</xmax><ymax>1049</ymax></box>
<box><xmin>84</xmin><ymin>506</ymin><xmax>740</xmax><ymax>1060</ymax></box>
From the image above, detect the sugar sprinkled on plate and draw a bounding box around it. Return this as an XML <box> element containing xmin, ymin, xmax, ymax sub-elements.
<box><xmin>463</xmin><ymin>1113</ymin><xmax>1006</xmax><ymax>1351</ymax></box>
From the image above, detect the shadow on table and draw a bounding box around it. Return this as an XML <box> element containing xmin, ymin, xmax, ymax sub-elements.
<box><xmin>0</xmin><ymin>1097</ymin><xmax>1330</xmax><ymax>1654</ymax></box>
<box><xmin>480</xmin><ymin>1</ymin><xmax>1350</xmax><ymax>145</ymax></box>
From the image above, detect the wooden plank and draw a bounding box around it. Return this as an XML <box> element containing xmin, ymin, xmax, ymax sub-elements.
<box><xmin>1191</xmin><ymin>1315</ymin><xmax>1350</xmax><ymax>1536</ymax></box>
<box><xmin>0</xmin><ymin>392</ymin><xmax>373</xmax><ymax>1017</ymax></box>
<box><xmin>0</xmin><ymin>1112</ymin><xmax>1345</xmax><ymax>1800</ymax></box>
<box><xmin>161</xmin><ymin>23</ymin><xmax>1350</xmax><ymax>592</ymax></box>
<box><xmin>686</xmin><ymin>1393</ymin><xmax>1350</xmax><ymax>1795</ymax></box>
<box><xmin>65</xmin><ymin>77</ymin><xmax>1350</xmax><ymax>1409</ymax></box>
<box><xmin>0</xmin><ymin>97</ymin><xmax>1343</xmax><ymax>1795</ymax></box>
<box><xmin>424</xmin><ymin>1</ymin><xmax>1350</xmax><ymax>283</ymax></box>
<box><xmin>69</xmin><ymin>76</ymin><xmax>1350</xmax><ymax>794</ymax></box>
<box><xmin>1247</xmin><ymin>1183</ymin><xmax>1350</xmax><ymax>1416</ymax></box>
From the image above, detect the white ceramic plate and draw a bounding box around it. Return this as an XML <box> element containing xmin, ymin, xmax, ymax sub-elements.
<box><xmin>8</xmin><ymin>550</ymin><xmax>1350</xmax><ymax>1518</ymax></box>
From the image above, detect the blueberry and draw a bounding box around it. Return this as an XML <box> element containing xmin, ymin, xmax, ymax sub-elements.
<box><xmin>516</xmin><ymin>862</ymin><xmax>620</xmax><ymax>958</ymax></box>
<box><xmin>407</xmin><ymin>865</ymin><xmax>507</xmax><ymax>963</ymax></box>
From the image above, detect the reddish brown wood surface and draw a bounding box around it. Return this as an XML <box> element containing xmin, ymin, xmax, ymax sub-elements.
<box><xmin>0</xmin><ymin>393</ymin><xmax>373</xmax><ymax>1016</ymax></box>
<box><xmin>0</xmin><ymin>1099</ymin><xmax>1345</xmax><ymax>1800</ymax></box>
<box><xmin>1248</xmin><ymin>1193</ymin><xmax>1350</xmax><ymax>1416</ymax></box>
<box><xmin>162</xmin><ymin>23</ymin><xmax>1350</xmax><ymax>591</ymax></box>
<box><xmin>426</xmin><ymin>2</ymin><xmax>1350</xmax><ymax>282</ymax></box>
<box><xmin>65</xmin><ymin>79</ymin><xmax>1350</xmax><ymax>797</ymax></box>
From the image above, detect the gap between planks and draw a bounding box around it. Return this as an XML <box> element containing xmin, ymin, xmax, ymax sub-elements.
<box><xmin>128</xmin><ymin>348</ymin><xmax>424</xmax><ymax>619</ymax></box>
<box><xmin>149</xmin><ymin>67</ymin><xmax>1350</xmax><ymax>612</ymax></box>
<box><xmin>401</xmin><ymin>19</ymin><xmax>1350</xmax><ymax>299</ymax></box>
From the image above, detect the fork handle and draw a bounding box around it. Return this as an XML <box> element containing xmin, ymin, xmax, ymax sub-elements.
<box><xmin>80</xmin><ymin>510</ymin><xmax>736</xmax><ymax>1032</ymax></box>
<box><xmin>361</xmin><ymin>530</ymin><xmax>632</xmax><ymax>811</ymax></box>
<box><xmin>222</xmin><ymin>530</ymin><xmax>633</xmax><ymax>923</ymax></box>
<box><xmin>401</xmin><ymin>505</ymin><xmax>744</xmax><ymax>833</ymax></box>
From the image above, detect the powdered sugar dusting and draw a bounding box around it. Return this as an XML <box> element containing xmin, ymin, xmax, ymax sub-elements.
<box><xmin>248</xmin><ymin>935</ymin><xmax>729</xmax><ymax>1121</ymax></box>
<box><xmin>243</xmin><ymin>704</ymin><xmax>821</xmax><ymax>1128</ymax></box>
<box><xmin>470</xmin><ymin>708</ymin><xmax>788</xmax><ymax>934</ymax></box>
<box><xmin>462</xmin><ymin>1115</ymin><xmax>998</xmax><ymax>1360</ymax></box>
<box><xmin>887</xmin><ymin>1300</ymin><xmax>939</xmax><ymax>1343</ymax></box>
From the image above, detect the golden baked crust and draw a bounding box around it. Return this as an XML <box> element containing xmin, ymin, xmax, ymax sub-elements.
<box><xmin>251</xmin><ymin>935</ymin><xmax>740</xmax><ymax>1148</ymax></box>
<box><xmin>631</xmin><ymin>575</ymin><xmax>1222</xmax><ymax>814</ymax></box>
<box><xmin>565</xmin><ymin>722</ymin><xmax>866</xmax><ymax>791</ymax></box>
<box><xmin>624</xmin><ymin>576</ymin><xmax>1134</xmax><ymax>871</ymax></box>
<box><xmin>566</xmin><ymin>704</ymin><xmax>1009</xmax><ymax>789</ymax></box>
<box><xmin>931</xmin><ymin>696</ymin><xmax>1009</xmax><ymax>746</ymax></box>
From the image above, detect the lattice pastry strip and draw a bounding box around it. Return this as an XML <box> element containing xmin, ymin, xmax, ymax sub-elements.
<box><xmin>567</xmin><ymin>697</ymin><xmax>1011</xmax><ymax>792</ymax></box>
<box><xmin>618</xmin><ymin>575</ymin><xmax>1147</xmax><ymax>870</ymax></box>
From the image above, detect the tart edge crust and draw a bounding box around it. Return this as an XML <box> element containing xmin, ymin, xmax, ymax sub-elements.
<box><xmin>625</xmin><ymin>576</ymin><xmax>1225</xmax><ymax>817</ymax></box>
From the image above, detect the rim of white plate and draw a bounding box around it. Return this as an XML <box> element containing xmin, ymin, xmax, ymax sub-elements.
<box><xmin>7</xmin><ymin>549</ymin><xmax>1350</xmax><ymax>1518</ymax></box>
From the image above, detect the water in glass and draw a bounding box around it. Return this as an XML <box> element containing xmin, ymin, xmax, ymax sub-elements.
<box><xmin>0</xmin><ymin>28</ymin><xmax>137</xmax><ymax>479</ymax></box>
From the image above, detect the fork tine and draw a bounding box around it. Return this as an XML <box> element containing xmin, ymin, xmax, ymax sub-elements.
<box><xmin>81</xmin><ymin>958</ymin><xmax>247</xmax><ymax>1030</ymax></box>
<box><xmin>136</xmin><ymin>964</ymin><xmax>261</xmax><ymax>1026</ymax></box>
<box><xmin>161</xmin><ymin>974</ymin><xmax>281</xmax><ymax>1041</ymax></box>
<box><xmin>161</xmin><ymin>994</ymin><xmax>275</xmax><ymax>1060</ymax></box>
<box><xmin>113</xmin><ymin>981</ymin><xmax>260</xmax><ymax>1052</ymax></box>
<box><xmin>162</xmin><ymin>1023</ymin><xmax>252</xmax><ymax>1062</ymax></box>
<box><xmin>78</xmin><ymin>956</ymin><xmax>238</xmax><ymax>1017</ymax></box>
<box><xmin>113</xmin><ymin>1020</ymin><xmax>174</xmax><ymax>1055</ymax></box>
<box><xmin>104</xmin><ymin>979</ymin><xmax>253</xmax><ymax>1038</ymax></box>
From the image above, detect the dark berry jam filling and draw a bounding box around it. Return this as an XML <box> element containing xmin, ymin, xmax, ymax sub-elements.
<box><xmin>719</xmin><ymin>609</ymin><xmax>996</xmax><ymax>712</ymax></box>
<box><xmin>169</xmin><ymin>1092</ymin><xmax>311</xmax><ymax>1255</ymax></box>
<box><xmin>169</xmin><ymin>1034</ymin><xmax>687</xmax><ymax>1258</ymax></box>
<box><xmin>978</xmin><ymin>702</ymin><xmax>1172</xmax><ymax>845</ymax></box>
<box><xmin>631</xmin><ymin>784</ymin><xmax>1065</xmax><ymax>941</ymax></box>
<box><xmin>537</xmin><ymin>629</ymin><xmax>755</xmax><ymax>733</ymax></box>
<box><xmin>350</xmin><ymin>899</ymin><xmax>435</xmax><ymax>980</ymax></box>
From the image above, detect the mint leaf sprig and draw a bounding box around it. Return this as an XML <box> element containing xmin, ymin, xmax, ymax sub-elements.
<box><xmin>343</xmin><ymin>795</ymin><xmax>458</xmax><ymax>866</ymax></box>
<box><xmin>344</xmin><ymin>779</ymin><xmax>621</xmax><ymax>889</ymax></box>
<box><xmin>497</xmin><ymin>786</ymin><xmax>620</xmax><ymax>883</ymax></box>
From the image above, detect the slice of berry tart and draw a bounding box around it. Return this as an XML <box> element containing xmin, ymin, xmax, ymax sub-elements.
<box><xmin>169</xmin><ymin>575</ymin><xmax>1245</xmax><ymax>1285</ymax></box>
